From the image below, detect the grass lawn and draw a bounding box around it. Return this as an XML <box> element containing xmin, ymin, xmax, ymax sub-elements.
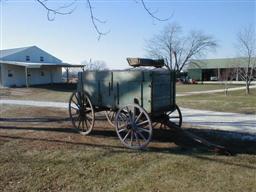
<box><xmin>177</xmin><ymin>88</ymin><xmax>256</xmax><ymax>114</ymax></box>
<box><xmin>0</xmin><ymin>83</ymin><xmax>75</xmax><ymax>102</ymax></box>
<box><xmin>0</xmin><ymin>105</ymin><xmax>256</xmax><ymax>192</ymax></box>
<box><xmin>176</xmin><ymin>84</ymin><xmax>243</xmax><ymax>93</ymax></box>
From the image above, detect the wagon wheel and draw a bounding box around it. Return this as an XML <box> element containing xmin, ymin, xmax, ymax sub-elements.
<box><xmin>69</xmin><ymin>91</ymin><xmax>95</xmax><ymax>135</ymax></box>
<box><xmin>167</xmin><ymin>104</ymin><xmax>182</xmax><ymax>128</ymax></box>
<box><xmin>115</xmin><ymin>104</ymin><xmax>153</xmax><ymax>149</ymax></box>
<box><xmin>152</xmin><ymin>104</ymin><xmax>182</xmax><ymax>129</ymax></box>
<box><xmin>105</xmin><ymin>110</ymin><xmax>116</xmax><ymax>128</ymax></box>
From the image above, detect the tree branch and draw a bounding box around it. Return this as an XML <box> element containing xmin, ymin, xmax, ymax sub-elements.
<box><xmin>141</xmin><ymin>0</ymin><xmax>172</xmax><ymax>21</ymax></box>
<box><xmin>86</xmin><ymin>0</ymin><xmax>109</xmax><ymax>40</ymax></box>
<box><xmin>36</xmin><ymin>0</ymin><xmax>76</xmax><ymax>21</ymax></box>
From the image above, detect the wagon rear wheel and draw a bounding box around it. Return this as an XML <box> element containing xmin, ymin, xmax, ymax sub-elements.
<box><xmin>105</xmin><ymin>110</ymin><xmax>116</xmax><ymax>128</ymax></box>
<box><xmin>152</xmin><ymin>104</ymin><xmax>182</xmax><ymax>129</ymax></box>
<box><xmin>69</xmin><ymin>91</ymin><xmax>95</xmax><ymax>135</ymax></box>
<box><xmin>115</xmin><ymin>104</ymin><xmax>152</xmax><ymax>149</ymax></box>
<box><xmin>167</xmin><ymin>104</ymin><xmax>182</xmax><ymax>128</ymax></box>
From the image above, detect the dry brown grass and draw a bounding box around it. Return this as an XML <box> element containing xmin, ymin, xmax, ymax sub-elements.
<box><xmin>0</xmin><ymin>105</ymin><xmax>256</xmax><ymax>192</ymax></box>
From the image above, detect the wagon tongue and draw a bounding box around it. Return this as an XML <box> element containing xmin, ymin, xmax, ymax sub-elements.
<box><xmin>126</xmin><ymin>58</ymin><xmax>164</xmax><ymax>68</ymax></box>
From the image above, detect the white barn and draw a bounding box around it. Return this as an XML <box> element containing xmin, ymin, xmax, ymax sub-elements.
<box><xmin>0</xmin><ymin>46</ymin><xmax>82</xmax><ymax>87</ymax></box>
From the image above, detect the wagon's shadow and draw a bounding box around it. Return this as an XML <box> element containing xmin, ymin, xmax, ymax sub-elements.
<box><xmin>0</xmin><ymin>116</ymin><xmax>256</xmax><ymax>156</ymax></box>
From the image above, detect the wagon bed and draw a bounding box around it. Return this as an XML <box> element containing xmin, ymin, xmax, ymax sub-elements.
<box><xmin>78</xmin><ymin>70</ymin><xmax>176</xmax><ymax>115</ymax></box>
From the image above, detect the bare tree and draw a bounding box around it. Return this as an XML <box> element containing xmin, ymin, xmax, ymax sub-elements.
<box><xmin>82</xmin><ymin>59</ymin><xmax>108</xmax><ymax>71</ymax></box>
<box><xmin>236</xmin><ymin>26</ymin><xmax>256</xmax><ymax>94</ymax></box>
<box><xmin>146</xmin><ymin>23</ymin><xmax>217</xmax><ymax>72</ymax></box>
<box><xmin>32</xmin><ymin>0</ymin><xmax>171</xmax><ymax>39</ymax></box>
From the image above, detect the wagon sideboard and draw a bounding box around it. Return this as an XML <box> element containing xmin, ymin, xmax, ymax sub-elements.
<box><xmin>77</xmin><ymin>70</ymin><xmax>176</xmax><ymax>115</ymax></box>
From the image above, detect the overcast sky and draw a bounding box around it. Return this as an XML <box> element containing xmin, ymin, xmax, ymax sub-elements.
<box><xmin>0</xmin><ymin>0</ymin><xmax>255</xmax><ymax>69</ymax></box>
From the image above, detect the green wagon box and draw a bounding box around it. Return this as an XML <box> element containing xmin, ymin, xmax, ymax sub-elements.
<box><xmin>77</xmin><ymin>70</ymin><xmax>176</xmax><ymax>114</ymax></box>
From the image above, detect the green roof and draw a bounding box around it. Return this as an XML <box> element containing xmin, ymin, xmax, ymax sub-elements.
<box><xmin>187</xmin><ymin>57</ymin><xmax>255</xmax><ymax>69</ymax></box>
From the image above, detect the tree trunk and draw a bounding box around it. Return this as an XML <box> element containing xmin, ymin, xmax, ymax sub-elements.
<box><xmin>246</xmin><ymin>80</ymin><xmax>250</xmax><ymax>95</ymax></box>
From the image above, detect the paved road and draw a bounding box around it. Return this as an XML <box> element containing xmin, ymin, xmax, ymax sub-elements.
<box><xmin>1</xmin><ymin>99</ymin><xmax>255</xmax><ymax>138</ymax></box>
<box><xmin>177</xmin><ymin>85</ymin><xmax>256</xmax><ymax>96</ymax></box>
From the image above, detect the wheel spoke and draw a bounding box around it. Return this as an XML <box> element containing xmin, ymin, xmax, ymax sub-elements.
<box><xmin>71</xmin><ymin>105</ymin><xmax>79</xmax><ymax>110</ymax></box>
<box><xmin>86</xmin><ymin>115</ymin><xmax>93</xmax><ymax>120</ymax></box>
<box><xmin>118</xmin><ymin>128</ymin><xmax>127</xmax><ymax>133</ymax></box>
<box><xmin>135</xmin><ymin>111</ymin><xmax>143</xmax><ymax>123</ymax></box>
<box><xmin>137</xmin><ymin>120</ymin><xmax>149</xmax><ymax>126</ymax></box>
<box><xmin>122</xmin><ymin>130</ymin><xmax>131</xmax><ymax>142</ymax></box>
<box><xmin>169</xmin><ymin>116</ymin><xmax>180</xmax><ymax>119</ymax></box>
<box><xmin>136</xmin><ymin>131</ymin><xmax>147</xmax><ymax>142</ymax></box>
<box><xmin>86</xmin><ymin>117</ymin><xmax>92</xmax><ymax>123</ymax></box>
<box><xmin>84</xmin><ymin>119</ymin><xmax>89</xmax><ymax>130</ymax></box>
<box><xmin>86</xmin><ymin>119</ymin><xmax>92</xmax><ymax>127</ymax></box>
<box><xmin>85</xmin><ymin>109</ymin><xmax>92</xmax><ymax>113</ymax></box>
<box><xmin>82</xmin><ymin>119</ymin><xmax>85</xmax><ymax>131</ymax></box>
<box><xmin>71</xmin><ymin>99</ymin><xmax>79</xmax><ymax>107</ymax></box>
<box><xmin>118</xmin><ymin>124</ymin><xmax>127</xmax><ymax>130</ymax></box>
<box><xmin>78</xmin><ymin>116</ymin><xmax>82</xmax><ymax>129</ymax></box>
<box><xmin>119</xmin><ymin>113</ymin><xmax>128</xmax><ymax>122</ymax></box>
<box><xmin>137</xmin><ymin>127</ymin><xmax>151</xmax><ymax>133</ymax></box>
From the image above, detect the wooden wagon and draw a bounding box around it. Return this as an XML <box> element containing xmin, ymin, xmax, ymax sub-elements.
<box><xmin>69</xmin><ymin>60</ymin><xmax>182</xmax><ymax>149</ymax></box>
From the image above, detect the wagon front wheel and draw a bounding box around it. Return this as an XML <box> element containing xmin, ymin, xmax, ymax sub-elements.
<box><xmin>115</xmin><ymin>104</ymin><xmax>152</xmax><ymax>149</ymax></box>
<box><xmin>69</xmin><ymin>91</ymin><xmax>95</xmax><ymax>135</ymax></box>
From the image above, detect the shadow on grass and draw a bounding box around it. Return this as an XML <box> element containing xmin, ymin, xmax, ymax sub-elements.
<box><xmin>0</xmin><ymin>119</ymin><xmax>256</xmax><ymax>156</ymax></box>
<box><xmin>0</xmin><ymin>117</ymin><xmax>70</xmax><ymax>123</ymax></box>
<box><xmin>183</xmin><ymin>128</ymin><xmax>256</xmax><ymax>155</ymax></box>
<box><xmin>30</xmin><ymin>83</ymin><xmax>77</xmax><ymax>92</ymax></box>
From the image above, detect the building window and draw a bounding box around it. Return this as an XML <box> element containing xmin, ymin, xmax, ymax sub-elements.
<box><xmin>40</xmin><ymin>56</ymin><xmax>44</xmax><ymax>62</ymax></box>
<box><xmin>40</xmin><ymin>71</ymin><xmax>45</xmax><ymax>76</ymax></box>
<box><xmin>26</xmin><ymin>56</ymin><xmax>30</xmax><ymax>61</ymax></box>
<box><xmin>8</xmin><ymin>70</ymin><xmax>13</xmax><ymax>77</ymax></box>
